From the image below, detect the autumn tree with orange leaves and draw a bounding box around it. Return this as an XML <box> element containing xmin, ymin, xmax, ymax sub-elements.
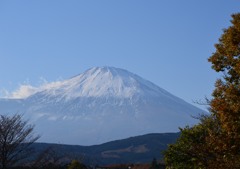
<box><xmin>164</xmin><ymin>13</ymin><xmax>240</xmax><ymax>169</ymax></box>
<box><xmin>208</xmin><ymin>13</ymin><xmax>240</xmax><ymax>167</ymax></box>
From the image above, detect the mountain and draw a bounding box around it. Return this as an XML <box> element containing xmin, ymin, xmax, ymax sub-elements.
<box><xmin>32</xmin><ymin>132</ymin><xmax>180</xmax><ymax>165</ymax></box>
<box><xmin>0</xmin><ymin>67</ymin><xmax>203</xmax><ymax>145</ymax></box>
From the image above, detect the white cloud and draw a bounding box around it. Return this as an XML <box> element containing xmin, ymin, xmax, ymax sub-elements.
<box><xmin>10</xmin><ymin>85</ymin><xmax>39</xmax><ymax>99</ymax></box>
<box><xmin>1</xmin><ymin>77</ymin><xmax>65</xmax><ymax>99</ymax></box>
<box><xmin>42</xmin><ymin>80</ymin><xmax>63</xmax><ymax>89</ymax></box>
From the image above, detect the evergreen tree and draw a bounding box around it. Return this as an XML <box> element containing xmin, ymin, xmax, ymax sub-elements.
<box><xmin>150</xmin><ymin>158</ymin><xmax>158</xmax><ymax>169</ymax></box>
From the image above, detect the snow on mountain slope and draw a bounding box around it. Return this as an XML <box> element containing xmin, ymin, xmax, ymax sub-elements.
<box><xmin>0</xmin><ymin>67</ymin><xmax>204</xmax><ymax>145</ymax></box>
<box><xmin>29</xmin><ymin>67</ymin><xmax>169</xmax><ymax>99</ymax></box>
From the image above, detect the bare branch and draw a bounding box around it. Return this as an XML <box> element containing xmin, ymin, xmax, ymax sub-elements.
<box><xmin>0</xmin><ymin>114</ymin><xmax>40</xmax><ymax>169</ymax></box>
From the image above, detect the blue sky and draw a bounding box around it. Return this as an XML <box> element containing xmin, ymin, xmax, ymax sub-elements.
<box><xmin>0</xmin><ymin>1</ymin><xmax>239</xmax><ymax>109</ymax></box>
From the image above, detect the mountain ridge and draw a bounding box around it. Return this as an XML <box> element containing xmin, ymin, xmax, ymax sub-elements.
<box><xmin>31</xmin><ymin>132</ymin><xmax>180</xmax><ymax>165</ymax></box>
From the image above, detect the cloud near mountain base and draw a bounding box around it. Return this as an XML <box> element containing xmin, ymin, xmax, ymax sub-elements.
<box><xmin>9</xmin><ymin>85</ymin><xmax>38</xmax><ymax>99</ymax></box>
<box><xmin>1</xmin><ymin>78</ymin><xmax>63</xmax><ymax>99</ymax></box>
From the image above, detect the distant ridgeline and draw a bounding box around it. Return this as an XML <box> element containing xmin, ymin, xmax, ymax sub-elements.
<box><xmin>30</xmin><ymin>133</ymin><xmax>180</xmax><ymax>166</ymax></box>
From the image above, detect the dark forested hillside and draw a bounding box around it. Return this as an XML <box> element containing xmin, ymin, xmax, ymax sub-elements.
<box><xmin>31</xmin><ymin>133</ymin><xmax>179</xmax><ymax>165</ymax></box>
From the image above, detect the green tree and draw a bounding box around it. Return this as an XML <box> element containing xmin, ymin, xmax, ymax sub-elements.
<box><xmin>68</xmin><ymin>160</ymin><xmax>86</xmax><ymax>169</ymax></box>
<box><xmin>164</xmin><ymin>115</ymin><xmax>220</xmax><ymax>169</ymax></box>
<box><xmin>164</xmin><ymin>13</ymin><xmax>240</xmax><ymax>168</ymax></box>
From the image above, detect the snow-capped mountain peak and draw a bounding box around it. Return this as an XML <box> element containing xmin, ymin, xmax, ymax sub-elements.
<box><xmin>0</xmin><ymin>66</ymin><xmax>204</xmax><ymax>145</ymax></box>
<box><xmin>33</xmin><ymin>66</ymin><xmax>164</xmax><ymax>100</ymax></box>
